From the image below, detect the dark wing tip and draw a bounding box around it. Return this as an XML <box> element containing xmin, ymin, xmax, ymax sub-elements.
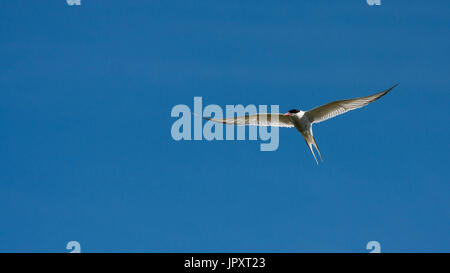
<box><xmin>385</xmin><ymin>83</ymin><xmax>399</xmax><ymax>94</ymax></box>
<box><xmin>364</xmin><ymin>83</ymin><xmax>398</xmax><ymax>104</ymax></box>
<box><xmin>378</xmin><ymin>83</ymin><xmax>399</xmax><ymax>97</ymax></box>
<box><xmin>389</xmin><ymin>83</ymin><xmax>399</xmax><ymax>91</ymax></box>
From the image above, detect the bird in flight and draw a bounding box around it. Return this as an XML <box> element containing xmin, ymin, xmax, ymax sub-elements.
<box><xmin>202</xmin><ymin>84</ymin><xmax>398</xmax><ymax>164</ymax></box>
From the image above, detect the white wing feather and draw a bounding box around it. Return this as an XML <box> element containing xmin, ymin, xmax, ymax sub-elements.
<box><xmin>203</xmin><ymin>113</ymin><xmax>294</xmax><ymax>127</ymax></box>
<box><xmin>306</xmin><ymin>84</ymin><xmax>397</xmax><ymax>124</ymax></box>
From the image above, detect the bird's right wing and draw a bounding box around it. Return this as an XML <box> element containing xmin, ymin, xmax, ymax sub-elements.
<box><xmin>202</xmin><ymin>113</ymin><xmax>294</xmax><ymax>127</ymax></box>
<box><xmin>306</xmin><ymin>84</ymin><xmax>397</xmax><ymax>124</ymax></box>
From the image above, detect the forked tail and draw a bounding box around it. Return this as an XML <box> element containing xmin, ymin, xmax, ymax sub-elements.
<box><xmin>302</xmin><ymin>130</ymin><xmax>323</xmax><ymax>165</ymax></box>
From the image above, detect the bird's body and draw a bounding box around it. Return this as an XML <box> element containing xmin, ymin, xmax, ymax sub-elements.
<box><xmin>289</xmin><ymin>110</ymin><xmax>309</xmax><ymax>132</ymax></box>
<box><xmin>285</xmin><ymin>110</ymin><xmax>322</xmax><ymax>164</ymax></box>
<box><xmin>201</xmin><ymin>84</ymin><xmax>397</xmax><ymax>164</ymax></box>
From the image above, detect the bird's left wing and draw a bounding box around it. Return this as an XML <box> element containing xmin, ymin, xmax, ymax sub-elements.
<box><xmin>306</xmin><ymin>84</ymin><xmax>397</xmax><ymax>124</ymax></box>
<box><xmin>202</xmin><ymin>113</ymin><xmax>294</xmax><ymax>127</ymax></box>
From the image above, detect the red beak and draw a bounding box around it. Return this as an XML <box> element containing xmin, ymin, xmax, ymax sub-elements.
<box><xmin>283</xmin><ymin>112</ymin><xmax>291</xmax><ymax>116</ymax></box>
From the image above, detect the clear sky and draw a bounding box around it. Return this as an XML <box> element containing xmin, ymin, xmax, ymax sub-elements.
<box><xmin>0</xmin><ymin>1</ymin><xmax>449</xmax><ymax>252</ymax></box>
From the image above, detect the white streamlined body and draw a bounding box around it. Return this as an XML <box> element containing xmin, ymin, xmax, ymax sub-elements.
<box><xmin>202</xmin><ymin>84</ymin><xmax>398</xmax><ymax>164</ymax></box>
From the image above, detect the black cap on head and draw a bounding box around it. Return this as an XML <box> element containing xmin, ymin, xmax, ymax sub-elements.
<box><xmin>288</xmin><ymin>109</ymin><xmax>300</xmax><ymax>114</ymax></box>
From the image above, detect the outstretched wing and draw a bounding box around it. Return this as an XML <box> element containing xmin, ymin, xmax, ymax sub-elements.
<box><xmin>306</xmin><ymin>84</ymin><xmax>397</xmax><ymax>124</ymax></box>
<box><xmin>203</xmin><ymin>113</ymin><xmax>294</xmax><ymax>127</ymax></box>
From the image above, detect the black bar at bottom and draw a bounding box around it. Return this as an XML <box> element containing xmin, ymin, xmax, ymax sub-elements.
<box><xmin>0</xmin><ymin>253</ymin><xmax>446</xmax><ymax>272</ymax></box>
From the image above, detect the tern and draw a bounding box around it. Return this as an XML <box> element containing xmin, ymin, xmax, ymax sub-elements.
<box><xmin>202</xmin><ymin>84</ymin><xmax>398</xmax><ymax>164</ymax></box>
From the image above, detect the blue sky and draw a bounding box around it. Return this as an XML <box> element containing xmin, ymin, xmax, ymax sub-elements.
<box><xmin>0</xmin><ymin>1</ymin><xmax>449</xmax><ymax>252</ymax></box>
